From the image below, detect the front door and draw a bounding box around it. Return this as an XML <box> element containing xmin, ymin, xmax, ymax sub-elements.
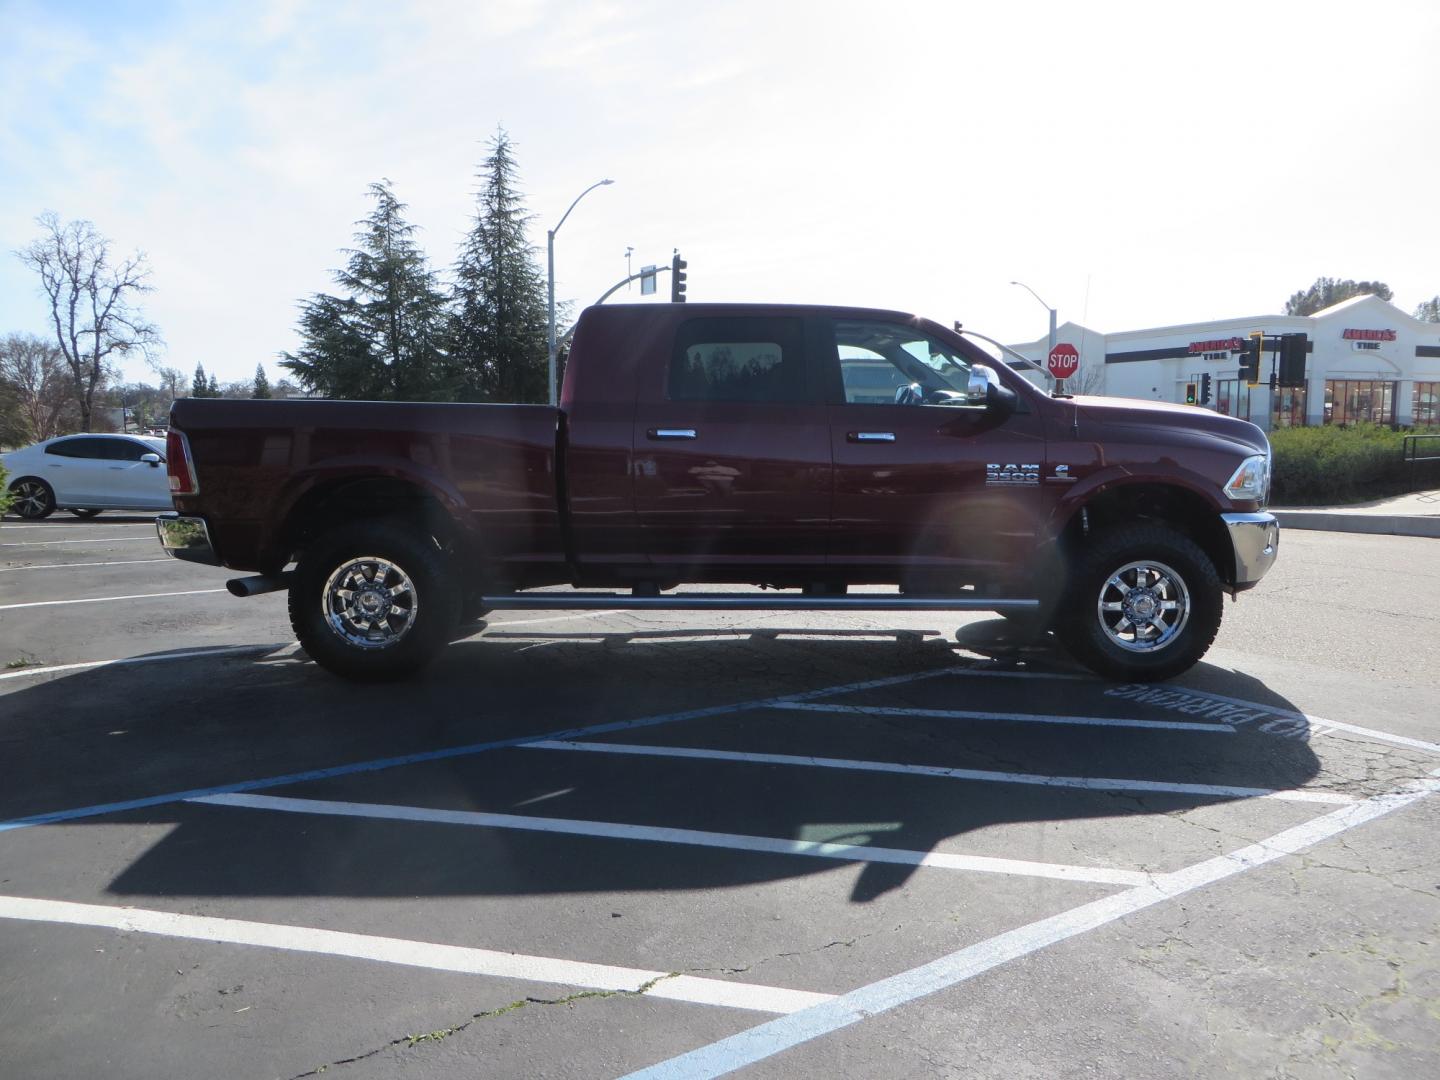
<box><xmin>821</xmin><ymin>317</ymin><xmax>1047</xmax><ymax>587</ymax></box>
<box><xmin>98</xmin><ymin>439</ymin><xmax>171</xmax><ymax>508</ymax></box>
<box><xmin>632</xmin><ymin>314</ymin><xmax>831</xmax><ymax>575</ymax></box>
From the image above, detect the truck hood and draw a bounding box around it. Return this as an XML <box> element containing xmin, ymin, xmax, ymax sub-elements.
<box><xmin>1069</xmin><ymin>394</ymin><xmax>1269</xmax><ymax>455</ymax></box>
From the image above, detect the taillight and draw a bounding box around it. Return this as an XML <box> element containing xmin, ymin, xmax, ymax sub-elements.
<box><xmin>166</xmin><ymin>429</ymin><xmax>200</xmax><ymax>495</ymax></box>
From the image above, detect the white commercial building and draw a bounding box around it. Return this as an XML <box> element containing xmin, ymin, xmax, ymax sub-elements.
<box><xmin>1007</xmin><ymin>294</ymin><xmax>1440</xmax><ymax>432</ymax></box>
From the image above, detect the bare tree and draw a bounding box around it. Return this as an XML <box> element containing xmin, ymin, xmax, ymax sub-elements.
<box><xmin>149</xmin><ymin>364</ymin><xmax>189</xmax><ymax>400</ymax></box>
<box><xmin>16</xmin><ymin>212</ymin><xmax>161</xmax><ymax>431</ymax></box>
<box><xmin>0</xmin><ymin>332</ymin><xmax>73</xmax><ymax>441</ymax></box>
<box><xmin>1067</xmin><ymin>361</ymin><xmax>1106</xmax><ymax>396</ymax></box>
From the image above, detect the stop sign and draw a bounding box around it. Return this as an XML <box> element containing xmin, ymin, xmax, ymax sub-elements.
<box><xmin>1047</xmin><ymin>343</ymin><xmax>1079</xmax><ymax>380</ymax></box>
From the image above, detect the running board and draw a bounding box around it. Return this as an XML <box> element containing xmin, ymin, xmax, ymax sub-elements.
<box><xmin>478</xmin><ymin>592</ymin><xmax>1040</xmax><ymax>612</ymax></box>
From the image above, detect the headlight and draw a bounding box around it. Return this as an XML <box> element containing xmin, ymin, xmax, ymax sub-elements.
<box><xmin>1224</xmin><ymin>454</ymin><xmax>1270</xmax><ymax>504</ymax></box>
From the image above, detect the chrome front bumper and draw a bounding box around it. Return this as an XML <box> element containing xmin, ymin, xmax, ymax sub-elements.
<box><xmin>156</xmin><ymin>512</ymin><xmax>220</xmax><ymax>565</ymax></box>
<box><xmin>1221</xmin><ymin>511</ymin><xmax>1279</xmax><ymax>589</ymax></box>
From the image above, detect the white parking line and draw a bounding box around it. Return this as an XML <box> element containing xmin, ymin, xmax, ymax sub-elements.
<box><xmin>0</xmin><ymin>895</ymin><xmax>834</xmax><ymax>1015</ymax></box>
<box><xmin>0</xmin><ymin>588</ymin><xmax>226</xmax><ymax>611</ymax></box>
<box><xmin>620</xmin><ymin>774</ymin><xmax>1440</xmax><ymax>1079</ymax></box>
<box><xmin>1</xmin><ymin>668</ymin><xmax>956</xmax><ymax>831</ymax></box>
<box><xmin>0</xmin><ymin>558</ymin><xmax>171</xmax><ymax>573</ymax></box>
<box><xmin>525</xmin><ymin>740</ymin><xmax>1356</xmax><ymax>805</ymax></box>
<box><xmin>0</xmin><ymin>643</ymin><xmax>291</xmax><ymax>682</ymax></box>
<box><xmin>0</xmin><ymin>536</ymin><xmax>155</xmax><ymax>547</ymax></box>
<box><xmin>192</xmin><ymin>793</ymin><xmax>1152</xmax><ymax>886</ymax></box>
<box><xmin>0</xmin><ymin>521</ymin><xmax>154</xmax><ymax>529</ymax></box>
<box><xmin>770</xmin><ymin>701</ymin><xmax>1233</xmax><ymax>733</ymax></box>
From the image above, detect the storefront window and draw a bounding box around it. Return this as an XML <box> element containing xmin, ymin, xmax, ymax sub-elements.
<box><xmin>1414</xmin><ymin>382</ymin><xmax>1440</xmax><ymax>428</ymax></box>
<box><xmin>1324</xmin><ymin>380</ymin><xmax>1396</xmax><ymax>426</ymax></box>
<box><xmin>1214</xmin><ymin>379</ymin><xmax>1249</xmax><ymax>420</ymax></box>
<box><xmin>1272</xmin><ymin>385</ymin><xmax>1307</xmax><ymax>428</ymax></box>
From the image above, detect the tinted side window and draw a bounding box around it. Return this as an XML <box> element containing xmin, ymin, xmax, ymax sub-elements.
<box><xmin>669</xmin><ymin>317</ymin><xmax>805</xmax><ymax>403</ymax></box>
<box><xmin>105</xmin><ymin>440</ymin><xmax>151</xmax><ymax>462</ymax></box>
<box><xmin>45</xmin><ymin>438</ymin><xmax>108</xmax><ymax>459</ymax></box>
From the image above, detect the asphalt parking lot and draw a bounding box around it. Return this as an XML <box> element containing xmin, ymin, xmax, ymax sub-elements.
<box><xmin>1</xmin><ymin>515</ymin><xmax>1438</xmax><ymax>1079</ymax></box>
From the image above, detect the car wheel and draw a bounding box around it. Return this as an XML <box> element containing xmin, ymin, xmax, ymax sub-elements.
<box><xmin>1056</xmin><ymin>523</ymin><xmax>1222</xmax><ymax>682</ymax></box>
<box><xmin>69</xmin><ymin>508</ymin><xmax>102</xmax><ymax>519</ymax></box>
<box><xmin>8</xmin><ymin>478</ymin><xmax>56</xmax><ymax>520</ymax></box>
<box><xmin>288</xmin><ymin>519</ymin><xmax>459</xmax><ymax>682</ymax></box>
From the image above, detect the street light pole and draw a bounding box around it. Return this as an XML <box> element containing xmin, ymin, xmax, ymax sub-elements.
<box><xmin>547</xmin><ymin>178</ymin><xmax>614</xmax><ymax>406</ymax></box>
<box><xmin>1010</xmin><ymin>280</ymin><xmax>1056</xmax><ymax>365</ymax></box>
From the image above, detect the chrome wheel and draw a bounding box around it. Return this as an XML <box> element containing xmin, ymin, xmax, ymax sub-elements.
<box><xmin>10</xmin><ymin>479</ymin><xmax>54</xmax><ymax>519</ymax></box>
<box><xmin>321</xmin><ymin>556</ymin><xmax>419</xmax><ymax>649</ymax></box>
<box><xmin>1096</xmin><ymin>560</ymin><xmax>1190</xmax><ymax>654</ymax></box>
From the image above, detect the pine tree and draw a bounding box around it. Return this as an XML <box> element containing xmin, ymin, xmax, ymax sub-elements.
<box><xmin>282</xmin><ymin>181</ymin><xmax>451</xmax><ymax>400</ymax></box>
<box><xmin>192</xmin><ymin>362</ymin><xmax>210</xmax><ymax>397</ymax></box>
<box><xmin>452</xmin><ymin>130</ymin><xmax>551</xmax><ymax>404</ymax></box>
<box><xmin>1414</xmin><ymin>296</ymin><xmax>1440</xmax><ymax>323</ymax></box>
<box><xmin>1284</xmin><ymin>278</ymin><xmax>1393</xmax><ymax>317</ymax></box>
<box><xmin>208</xmin><ymin>373</ymin><xmax>220</xmax><ymax>397</ymax></box>
<box><xmin>252</xmin><ymin>364</ymin><xmax>272</xmax><ymax>398</ymax></box>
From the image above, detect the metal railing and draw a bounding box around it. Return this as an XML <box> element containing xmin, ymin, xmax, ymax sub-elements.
<box><xmin>1402</xmin><ymin>434</ymin><xmax>1440</xmax><ymax>490</ymax></box>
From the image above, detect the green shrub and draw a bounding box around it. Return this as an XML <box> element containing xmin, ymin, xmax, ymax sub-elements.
<box><xmin>1269</xmin><ymin>423</ymin><xmax>1437</xmax><ymax>505</ymax></box>
<box><xmin>0</xmin><ymin>461</ymin><xmax>10</xmax><ymax>516</ymax></box>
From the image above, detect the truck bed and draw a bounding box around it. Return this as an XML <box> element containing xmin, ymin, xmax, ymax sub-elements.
<box><xmin>169</xmin><ymin>397</ymin><xmax>563</xmax><ymax>576</ymax></box>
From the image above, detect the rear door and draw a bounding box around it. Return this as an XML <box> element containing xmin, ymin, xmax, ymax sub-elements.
<box><xmin>821</xmin><ymin>317</ymin><xmax>1048</xmax><ymax>585</ymax></box>
<box><xmin>41</xmin><ymin>437</ymin><xmax>114</xmax><ymax>505</ymax></box>
<box><xmin>631</xmin><ymin>314</ymin><xmax>832</xmax><ymax>574</ymax></box>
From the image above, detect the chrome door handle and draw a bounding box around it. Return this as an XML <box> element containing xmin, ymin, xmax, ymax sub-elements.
<box><xmin>848</xmin><ymin>431</ymin><xmax>896</xmax><ymax>443</ymax></box>
<box><xmin>648</xmin><ymin>428</ymin><xmax>697</xmax><ymax>440</ymax></box>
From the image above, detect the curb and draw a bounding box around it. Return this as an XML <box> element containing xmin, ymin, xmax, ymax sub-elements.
<box><xmin>1273</xmin><ymin>511</ymin><xmax>1440</xmax><ymax>539</ymax></box>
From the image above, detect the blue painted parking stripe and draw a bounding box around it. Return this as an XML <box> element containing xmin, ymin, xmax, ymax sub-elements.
<box><xmin>0</xmin><ymin>667</ymin><xmax>953</xmax><ymax>834</ymax></box>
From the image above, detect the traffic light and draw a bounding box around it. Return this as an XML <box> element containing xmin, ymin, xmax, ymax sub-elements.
<box><xmin>1238</xmin><ymin>332</ymin><xmax>1262</xmax><ymax>385</ymax></box>
<box><xmin>670</xmin><ymin>252</ymin><xmax>688</xmax><ymax>303</ymax></box>
<box><xmin>1200</xmin><ymin>372</ymin><xmax>1212</xmax><ymax>405</ymax></box>
<box><xmin>1279</xmin><ymin>333</ymin><xmax>1308</xmax><ymax>387</ymax></box>
<box><xmin>1185</xmin><ymin>382</ymin><xmax>1197</xmax><ymax>405</ymax></box>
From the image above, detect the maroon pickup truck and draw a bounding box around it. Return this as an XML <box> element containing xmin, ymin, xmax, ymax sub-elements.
<box><xmin>157</xmin><ymin>302</ymin><xmax>1278</xmax><ymax>683</ymax></box>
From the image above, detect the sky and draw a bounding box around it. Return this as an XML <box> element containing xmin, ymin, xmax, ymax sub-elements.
<box><xmin>2</xmin><ymin>0</ymin><xmax>1438</xmax><ymax>387</ymax></box>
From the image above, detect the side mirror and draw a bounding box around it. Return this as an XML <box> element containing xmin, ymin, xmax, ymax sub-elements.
<box><xmin>141</xmin><ymin>453</ymin><xmax>162</xmax><ymax>466</ymax></box>
<box><xmin>966</xmin><ymin>364</ymin><xmax>1018</xmax><ymax>416</ymax></box>
<box><xmin>966</xmin><ymin>365</ymin><xmax>998</xmax><ymax>405</ymax></box>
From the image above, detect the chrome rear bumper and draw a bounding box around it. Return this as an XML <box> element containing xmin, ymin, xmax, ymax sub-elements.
<box><xmin>1221</xmin><ymin>511</ymin><xmax>1279</xmax><ymax>589</ymax></box>
<box><xmin>156</xmin><ymin>512</ymin><xmax>220</xmax><ymax>565</ymax></box>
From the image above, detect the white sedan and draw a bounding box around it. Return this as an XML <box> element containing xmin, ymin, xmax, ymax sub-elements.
<box><xmin>3</xmin><ymin>434</ymin><xmax>172</xmax><ymax>519</ymax></box>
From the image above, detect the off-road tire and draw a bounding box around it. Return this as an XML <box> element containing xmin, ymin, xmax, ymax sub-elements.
<box><xmin>289</xmin><ymin>519</ymin><xmax>459</xmax><ymax>682</ymax></box>
<box><xmin>1057</xmin><ymin>523</ymin><xmax>1222</xmax><ymax>682</ymax></box>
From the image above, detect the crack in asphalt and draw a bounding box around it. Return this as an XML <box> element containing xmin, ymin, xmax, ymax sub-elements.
<box><xmin>283</xmin><ymin>973</ymin><xmax>677</xmax><ymax>1079</ymax></box>
<box><xmin>682</xmin><ymin>931</ymin><xmax>880</xmax><ymax>976</ymax></box>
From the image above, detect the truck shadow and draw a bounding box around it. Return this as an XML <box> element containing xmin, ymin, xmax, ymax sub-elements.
<box><xmin>0</xmin><ymin>628</ymin><xmax>1332</xmax><ymax>906</ymax></box>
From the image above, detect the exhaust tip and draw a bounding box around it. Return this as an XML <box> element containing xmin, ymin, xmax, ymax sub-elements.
<box><xmin>227</xmin><ymin>573</ymin><xmax>292</xmax><ymax>598</ymax></box>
